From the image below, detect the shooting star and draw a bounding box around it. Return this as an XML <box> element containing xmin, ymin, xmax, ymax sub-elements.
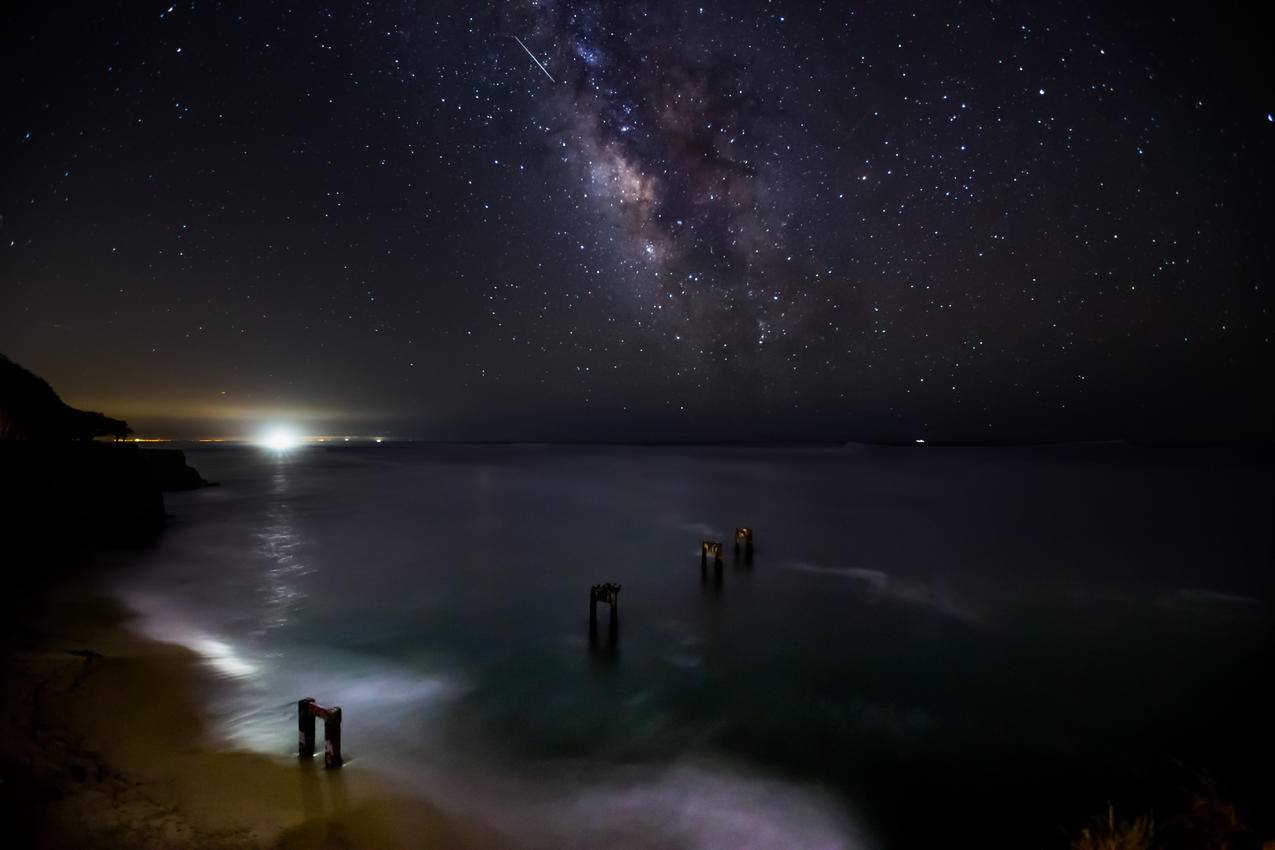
<box><xmin>513</xmin><ymin>35</ymin><xmax>556</xmax><ymax>83</ymax></box>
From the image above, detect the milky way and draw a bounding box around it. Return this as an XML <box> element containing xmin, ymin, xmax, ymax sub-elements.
<box><xmin>1</xmin><ymin>1</ymin><xmax>1270</xmax><ymax>439</ymax></box>
<box><xmin>502</xmin><ymin>2</ymin><xmax>818</xmax><ymax>358</ymax></box>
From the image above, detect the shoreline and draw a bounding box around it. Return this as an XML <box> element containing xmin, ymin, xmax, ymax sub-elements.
<box><xmin>0</xmin><ymin>582</ymin><xmax>496</xmax><ymax>850</ymax></box>
<box><xmin>3</xmin><ymin>442</ymin><xmax>1271</xmax><ymax>849</ymax></box>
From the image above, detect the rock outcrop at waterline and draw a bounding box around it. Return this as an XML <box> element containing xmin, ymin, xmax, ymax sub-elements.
<box><xmin>1</xmin><ymin>441</ymin><xmax>167</xmax><ymax>547</ymax></box>
<box><xmin>140</xmin><ymin>448</ymin><xmax>211</xmax><ymax>491</ymax></box>
<box><xmin>0</xmin><ymin>354</ymin><xmax>166</xmax><ymax>549</ymax></box>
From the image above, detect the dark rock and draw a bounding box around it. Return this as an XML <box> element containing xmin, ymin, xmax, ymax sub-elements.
<box><xmin>0</xmin><ymin>441</ymin><xmax>166</xmax><ymax>549</ymax></box>
<box><xmin>140</xmin><ymin>448</ymin><xmax>211</xmax><ymax>490</ymax></box>
<box><xmin>0</xmin><ymin>353</ymin><xmax>165</xmax><ymax>555</ymax></box>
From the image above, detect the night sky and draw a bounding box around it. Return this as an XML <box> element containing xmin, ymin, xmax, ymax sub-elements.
<box><xmin>2</xmin><ymin>1</ymin><xmax>1271</xmax><ymax>441</ymax></box>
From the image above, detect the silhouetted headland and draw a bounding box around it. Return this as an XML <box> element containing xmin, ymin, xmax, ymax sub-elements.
<box><xmin>0</xmin><ymin>354</ymin><xmax>207</xmax><ymax>562</ymax></box>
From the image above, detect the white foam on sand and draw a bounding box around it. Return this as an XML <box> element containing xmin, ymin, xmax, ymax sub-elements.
<box><xmin>384</xmin><ymin>757</ymin><xmax>872</xmax><ymax>850</ymax></box>
<box><xmin>115</xmin><ymin>590</ymin><xmax>464</xmax><ymax>756</ymax></box>
<box><xmin>118</xmin><ymin>590</ymin><xmax>871</xmax><ymax>849</ymax></box>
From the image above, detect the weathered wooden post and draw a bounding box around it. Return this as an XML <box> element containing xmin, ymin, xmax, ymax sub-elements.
<box><xmin>589</xmin><ymin>582</ymin><xmax>622</xmax><ymax>642</ymax></box>
<box><xmin>297</xmin><ymin>698</ymin><xmax>343</xmax><ymax>768</ymax></box>
<box><xmin>298</xmin><ymin>697</ymin><xmax>316</xmax><ymax>758</ymax></box>
<box><xmin>735</xmin><ymin>527</ymin><xmax>754</xmax><ymax>561</ymax></box>
<box><xmin>701</xmin><ymin>540</ymin><xmax>723</xmax><ymax>577</ymax></box>
<box><xmin>324</xmin><ymin>706</ymin><xmax>343</xmax><ymax>768</ymax></box>
<box><xmin>609</xmin><ymin>591</ymin><xmax>620</xmax><ymax>640</ymax></box>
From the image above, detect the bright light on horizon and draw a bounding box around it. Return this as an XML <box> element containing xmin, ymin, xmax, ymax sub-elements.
<box><xmin>259</xmin><ymin>425</ymin><xmax>302</xmax><ymax>451</ymax></box>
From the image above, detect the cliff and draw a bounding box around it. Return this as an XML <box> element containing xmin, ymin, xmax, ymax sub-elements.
<box><xmin>0</xmin><ymin>354</ymin><xmax>166</xmax><ymax>552</ymax></box>
<box><xmin>1</xmin><ymin>441</ymin><xmax>166</xmax><ymax>548</ymax></box>
<box><xmin>0</xmin><ymin>354</ymin><xmax>132</xmax><ymax>441</ymax></box>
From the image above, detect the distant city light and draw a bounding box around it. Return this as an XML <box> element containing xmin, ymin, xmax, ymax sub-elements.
<box><xmin>259</xmin><ymin>426</ymin><xmax>302</xmax><ymax>451</ymax></box>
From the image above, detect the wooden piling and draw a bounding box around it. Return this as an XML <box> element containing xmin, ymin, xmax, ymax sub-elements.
<box><xmin>298</xmin><ymin>698</ymin><xmax>343</xmax><ymax>768</ymax></box>
<box><xmin>324</xmin><ymin>707</ymin><xmax>343</xmax><ymax>768</ymax></box>
<box><xmin>298</xmin><ymin>697</ymin><xmax>316</xmax><ymax>758</ymax></box>
<box><xmin>589</xmin><ymin>582</ymin><xmax>622</xmax><ymax>641</ymax></box>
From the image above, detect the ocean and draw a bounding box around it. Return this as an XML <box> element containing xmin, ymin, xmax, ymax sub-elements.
<box><xmin>104</xmin><ymin>443</ymin><xmax>1274</xmax><ymax>848</ymax></box>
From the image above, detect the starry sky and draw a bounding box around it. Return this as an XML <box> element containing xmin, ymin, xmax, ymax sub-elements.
<box><xmin>1</xmin><ymin>0</ymin><xmax>1271</xmax><ymax>441</ymax></box>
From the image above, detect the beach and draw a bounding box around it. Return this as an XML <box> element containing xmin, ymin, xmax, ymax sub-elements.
<box><xmin>0</xmin><ymin>582</ymin><xmax>492</xmax><ymax>850</ymax></box>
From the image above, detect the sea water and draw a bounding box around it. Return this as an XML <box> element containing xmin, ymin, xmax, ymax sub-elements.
<box><xmin>105</xmin><ymin>443</ymin><xmax>1274</xmax><ymax>848</ymax></box>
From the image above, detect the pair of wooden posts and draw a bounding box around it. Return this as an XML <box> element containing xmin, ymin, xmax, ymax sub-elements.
<box><xmin>298</xmin><ymin>697</ymin><xmax>342</xmax><ymax>768</ymax></box>
<box><xmin>701</xmin><ymin>527</ymin><xmax>755</xmax><ymax>574</ymax></box>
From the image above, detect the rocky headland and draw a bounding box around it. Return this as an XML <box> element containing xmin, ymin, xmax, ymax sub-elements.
<box><xmin>0</xmin><ymin>353</ymin><xmax>210</xmax><ymax>555</ymax></box>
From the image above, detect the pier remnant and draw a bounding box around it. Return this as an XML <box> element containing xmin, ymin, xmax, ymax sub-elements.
<box><xmin>701</xmin><ymin>540</ymin><xmax>724</xmax><ymax>577</ymax></box>
<box><xmin>298</xmin><ymin>697</ymin><xmax>343</xmax><ymax>768</ymax></box>
<box><xmin>735</xmin><ymin>527</ymin><xmax>754</xmax><ymax>560</ymax></box>
<box><xmin>589</xmin><ymin>582</ymin><xmax>622</xmax><ymax>640</ymax></box>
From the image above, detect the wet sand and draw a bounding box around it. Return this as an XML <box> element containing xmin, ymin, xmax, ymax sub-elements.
<box><xmin>0</xmin><ymin>584</ymin><xmax>496</xmax><ymax>850</ymax></box>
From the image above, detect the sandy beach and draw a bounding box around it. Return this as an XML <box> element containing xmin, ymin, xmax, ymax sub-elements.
<box><xmin>0</xmin><ymin>582</ymin><xmax>495</xmax><ymax>850</ymax></box>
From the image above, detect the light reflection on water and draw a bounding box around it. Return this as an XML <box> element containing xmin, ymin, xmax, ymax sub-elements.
<box><xmin>253</xmin><ymin>463</ymin><xmax>310</xmax><ymax>636</ymax></box>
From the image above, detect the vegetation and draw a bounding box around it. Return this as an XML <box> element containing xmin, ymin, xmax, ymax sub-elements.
<box><xmin>1071</xmin><ymin>806</ymin><xmax>1154</xmax><ymax>850</ymax></box>
<box><xmin>1070</xmin><ymin>774</ymin><xmax>1260</xmax><ymax>850</ymax></box>
<box><xmin>0</xmin><ymin>353</ymin><xmax>131</xmax><ymax>440</ymax></box>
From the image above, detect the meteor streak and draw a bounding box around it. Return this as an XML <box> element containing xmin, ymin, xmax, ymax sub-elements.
<box><xmin>513</xmin><ymin>35</ymin><xmax>556</xmax><ymax>83</ymax></box>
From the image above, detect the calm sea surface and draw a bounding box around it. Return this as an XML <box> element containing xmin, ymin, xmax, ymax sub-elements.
<box><xmin>104</xmin><ymin>443</ymin><xmax>1274</xmax><ymax>849</ymax></box>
